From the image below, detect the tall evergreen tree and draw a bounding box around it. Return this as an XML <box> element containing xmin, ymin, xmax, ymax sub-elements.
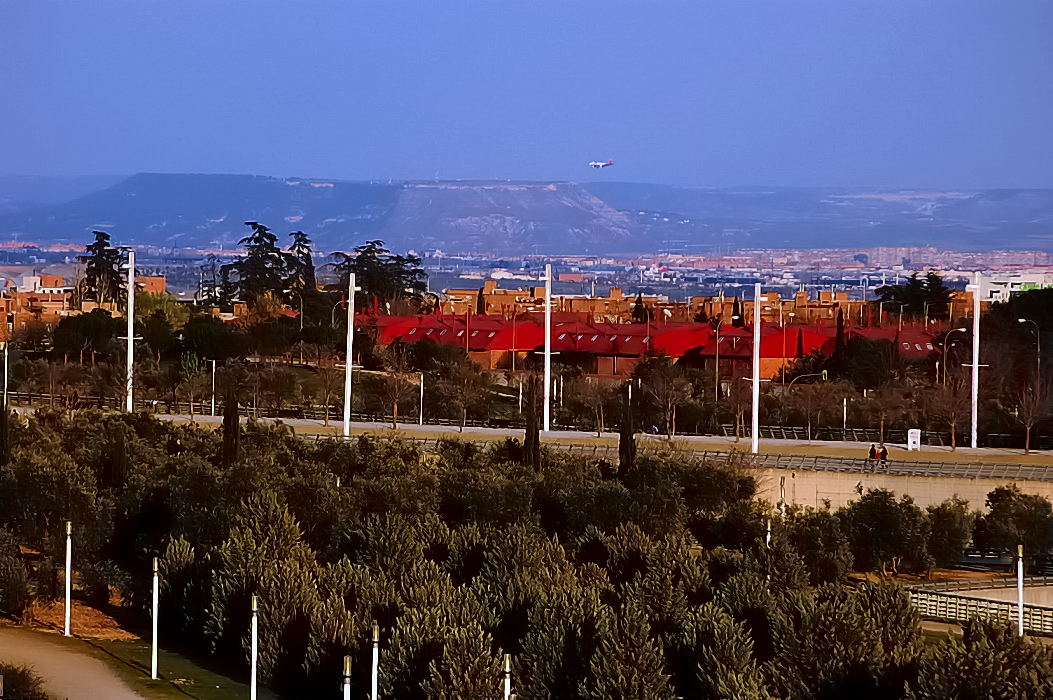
<box><xmin>329</xmin><ymin>240</ymin><xmax>426</xmax><ymax>313</ymax></box>
<box><xmin>618</xmin><ymin>382</ymin><xmax>636</xmax><ymax>476</ymax></box>
<box><xmin>223</xmin><ymin>221</ymin><xmax>288</xmax><ymax>305</ymax></box>
<box><xmin>523</xmin><ymin>374</ymin><xmax>541</xmax><ymax>472</ymax></box>
<box><xmin>731</xmin><ymin>297</ymin><xmax>744</xmax><ymax>327</ymax></box>
<box><xmin>631</xmin><ymin>293</ymin><xmax>651</xmax><ymax>323</ymax></box>
<box><xmin>286</xmin><ymin>230</ymin><xmax>316</xmax><ymax>291</ymax></box>
<box><xmin>0</xmin><ymin>406</ymin><xmax>9</xmax><ymax>468</ymax></box>
<box><xmin>222</xmin><ymin>383</ymin><xmax>240</xmax><ymax>468</ymax></box>
<box><xmin>79</xmin><ymin>230</ymin><xmax>123</xmax><ymax>305</ymax></box>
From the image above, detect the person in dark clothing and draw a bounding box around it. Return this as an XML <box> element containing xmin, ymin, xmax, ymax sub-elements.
<box><xmin>879</xmin><ymin>444</ymin><xmax>888</xmax><ymax>461</ymax></box>
<box><xmin>868</xmin><ymin>444</ymin><xmax>878</xmax><ymax>459</ymax></box>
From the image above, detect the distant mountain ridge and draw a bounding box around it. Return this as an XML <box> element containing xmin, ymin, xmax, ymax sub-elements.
<box><xmin>1</xmin><ymin>173</ymin><xmax>1051</xmax><ymax>254</ymax></box>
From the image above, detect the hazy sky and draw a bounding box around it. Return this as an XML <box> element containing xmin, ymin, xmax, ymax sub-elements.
<box><xmin>3</xmin><ymin>1</ymin><xmax>1051</xmax><ymax>188</ymax></box>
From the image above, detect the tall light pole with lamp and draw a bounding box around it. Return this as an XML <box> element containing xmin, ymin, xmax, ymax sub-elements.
<box><xmin>1018</xmin><ymin>318</ymin><xmax>1041</xmax><ymax>382</ymax></box>
<box><xmin>543</xmin><ymin>263</ymin><xmax>553</xmax><ymax>432</ymax></box>
<box><xmin>967</xmin><ymin>272</ymin><xmax>982</xmax><ymax>449</ymax></box>
<box><xmin>342</xmin><ymin>273</ymin><xmax>362</xmax><ymax>438</ymax></box>
<box><xmin>942</xmin><ymin>327</ymin><xmax>967</xmax><ymax>385</ymax></box>
<box><xmin>124</xmin><ymin>250</ymin><xmax>136</xmax><ymax>412</ymax></box>
<box><xmin>751</xmin><ymin>283</ymin><xmax>765</xmax><ymax>455</ymax></box>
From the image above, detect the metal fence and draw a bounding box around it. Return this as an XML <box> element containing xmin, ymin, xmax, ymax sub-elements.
<box><xmin>301</xmin><ymin>434</ymin><xmax>1053</xmax><ymax>482</ymax></box>
<box><xmin>906</xmin><ymin>585</ymin><xmax>1053</xmax><ymax>636</ymax></box>
<box><xmin>911</xmin><ymin>576</ymin><xmax>1053</xmax><ymax>593</ymax></box>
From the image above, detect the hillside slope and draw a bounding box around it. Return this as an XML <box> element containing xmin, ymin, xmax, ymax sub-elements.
<box><xmin>1</xmin><ymin>173</ymin><xmax>1052</xmax><ymax>253</ymax></box>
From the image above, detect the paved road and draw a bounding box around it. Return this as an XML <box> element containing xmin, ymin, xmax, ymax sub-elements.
<box><xmin>0</xmin><ymin>625</ymin><xmax>143</xmax><ymax>699</ymax></box>
<box><xmin>154</xmin><ymin>413</ymin><xmax>1051</xmax><ymax>465</ymax></box>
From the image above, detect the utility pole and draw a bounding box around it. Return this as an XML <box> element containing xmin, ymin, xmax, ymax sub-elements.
<box><xmin>371</xmin><ymin>622</ymin><xmax>379</xmax><ymax>700</ymax></box>
<box><xmin>752</xmin><ymin>283</ymin><xmax>762</xmax><ymax>455</ymax></box>
<box><xmin>250</xmin><ymin>596</ymin><xmax>259</xmax><ymax>700</ymax></box>
<box><xmin>64</xmin><ymin>520</ymin><xmax>72</xmax><ymax>636</ymax></box>
<box><xmin>970</xmin><ymin>272</ymin><xmax>981</xmax><ymax>449</ymax></box>
<box><xmin>343</xmin><ymin>273</ymin><xmax>359</xmax><ymax>438</ymax></box>
<box><xmin>151</xmin><ymin>557</ymin><xmax>159</xmax><ymax>679</ymax></box>
<box><xmin>125</xmin><ymin>250</ymin><xmax>135</xmax><ymax>412</ymax></box>
<box><xmin>543</xmin><ymin>263</ymin><xmax>552</xmax><ymax>432</ymax></box>
<box><xmin>1017</xmin><ymin>544</ymin><xmax>1025</xmax><ymax>637</ymax></box>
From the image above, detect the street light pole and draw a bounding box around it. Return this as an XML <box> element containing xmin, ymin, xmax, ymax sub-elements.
<box><xmin>342</xmin><ymin>273</ymin><xmax>359</xmax><ymax>438</ymax></box>
<box><xmin>151</xmin><ymin>556</ymin><xmax>159</xmax><ymax>679</ymax></box>
<box><xmin>64</xmin><ymin>520</ymin><xmax>72</xmax><ymax>637</ymax></box>
<box><xmin>942</xmin><ymin>327</ymin><xmax>967</xmax><ymax>386</ymax></box>
<box><xmin>970</xmin><ymin>272</ymin><xmax>981</xmax><ymax>449</ymax></box>
<box><xmin>543</xmin><ymin>263</ymin><xmax>552</xmax><ymax>432</ymax></box>
<box><xmin>751</xmin><ymin>283</ymin><xmax>762</xmax><ymax>455</ymax></box>
<box><xmin>714</xmin><ymin>318</ymin><xmax>722</xmax><ymax>403</ymax></box>
<box><xmin>1018</xmin><ymin>318</ymin><xmax>1041</xmax><ymax>382</ymax></box>
<box><xmin>125</xmin><ymin>250</ymin><xmax>135</xmax><ymax>412</ymax></box>
<box><xmin>210</xmin><ymin>360</ymin><xmax>217</xmax><ymax>416</ymax></box>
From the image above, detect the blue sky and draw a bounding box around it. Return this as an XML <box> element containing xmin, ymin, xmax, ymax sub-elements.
<box><xmin>2</xmin><ymin>1</ymin><xmax>1051</xmax><ymax>188</ymax></box>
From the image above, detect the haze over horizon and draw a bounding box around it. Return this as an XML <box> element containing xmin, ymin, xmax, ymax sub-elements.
<box><xmin>3</xmin><ymin>1</ymin><xmax>1052</xmax><ymax>190</ymax></box>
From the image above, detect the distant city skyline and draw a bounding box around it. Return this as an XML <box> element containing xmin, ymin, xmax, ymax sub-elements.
<box><xmin>2</xmin><ymin>1</ymin><xmax>1052</xmax><ymax>189</ymax></box>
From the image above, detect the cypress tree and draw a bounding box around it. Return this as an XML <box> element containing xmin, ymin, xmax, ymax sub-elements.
<box><xmin>523</xmin><ymin>374</ymin><xmax>540</xmax><ymax>472</ymax></box>
<box><xmin>731</xmin><ymin>297</ymin><xmax>744</xmax><ymax>327</ymax></box>
<box><xmin>618</xmin><ymin>382</ymin><xmax>635</xmax><ymax>476</ymax></box>
<box><xmin>222</xmin><ymin>383</ymin><xmax>240</xmax><ymax>468</ymax></box>
<box><xmin>0</xmin><ymin>405</ymin><xmax>9</xmax><ymax>468</ymax></box>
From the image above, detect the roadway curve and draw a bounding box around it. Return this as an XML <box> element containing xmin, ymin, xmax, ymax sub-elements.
<box><xmin>0</xmin><ymin>625</ymin><xmax>143</xmax><ymax>699</ymax></box>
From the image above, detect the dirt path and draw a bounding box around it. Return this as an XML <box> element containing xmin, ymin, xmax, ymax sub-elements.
<box><xmin>0</xmin><ymin>625</ymin><xmax>143</xmax><ymax>699</ymax></box>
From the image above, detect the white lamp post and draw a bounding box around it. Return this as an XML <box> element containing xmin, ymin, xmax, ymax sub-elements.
<box><xmin>125</xmin><ymin>250</ymin><xmax>135</xmax><ymax>412</ymax></box>
<box><xmin>210</xmin><ymin>359</ymin><xmax>217</xmax><ymax>416</ymax></box>
<box><xmin>371</xmin><ymin>622</ymin><xmax>379</xmax><ymax>700</ymax></box>
<box><xmin>969</xmin><ymin>272</ymin><xmax>981</xmax><ymax>448</ymax></box>
<box><xmin>1018</xmin><ymin>318</ymin><xmax>1041</xmax><ymax>381</ymax></box>
<box><xmin>342</xmin><ymin>273</ymin><xmax>361</xmax><ymax>438</ymax></box>
<box><xmin>250</xmin><ymin>595</ymin><xmax>259</xmax><ymax>700</ymax></box>
<box><xmin>543</xmin><ymin>263</ymin><xmax>552</xmax><ymax>432</ymax></box>
<box><xmin>752</xmin><ymin>283</ymin><xmax>763</xmax><ymax>455</ymax></box>
<box><xmin>942</xmin><ymin>328</ymin><xmax>967</xmax><ymax>385</ymax></box>
<box><xmin>418</xmin><ymin>372</ymin><xmax>424</xmax><ymax>426</ymax></box>
<box><xmin>64</xmin><ymin>520</ymin><xmax>72</xmax><ymax>636</ymax></box>
<box><xmin>151</xmin><ymin>557</ymin><xmax>159</xmax><ymax>679</ymax></box>
<box><xmin>1017</xmin><ymin>544</ymin><xmax>1025</xmax><ymax>637</ymax></box>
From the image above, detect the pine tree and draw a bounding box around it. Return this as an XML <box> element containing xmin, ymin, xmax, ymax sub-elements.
<box><xmin>79</xmin><ymin>230</ymin><xmax>123</xmax><ymax>305</ymax></box>
<box><xmin>585</xmin><ymin>603</ymin><xmax>676</xmax><ymax>699</ymax></box>
<box><xmin>223</xmin><ymin>221</ymin><xmax>288</xmax><ymax>305</ymax></box>
<box><xmin>422</xmin><ymin>625</ymin><xmax>502</xmax><ymax>699</ymax></box>
<box><xmin>915</xmin><ymin>619</ymin><xmax>1053</xmax><ymax>699</ymax></box>
<box><xmin>286</xmin><ymin>230</ymin><xmax>316</xmax><ymax>291</ymax></box>
<box><xmin>685</xmin><ymin>603</ymin><xmax>772</xmax><ymax>700</ymax></box>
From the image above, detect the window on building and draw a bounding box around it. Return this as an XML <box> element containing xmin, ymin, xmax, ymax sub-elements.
<box><xmin>408</xmin><ymin>328</ymin><xmax>417</xmax><ymax>334</ymax></box>
<box><xmin>902</xmin><ymin>342</ymin><xmax>909</xmax><ymax>349</ymax></box>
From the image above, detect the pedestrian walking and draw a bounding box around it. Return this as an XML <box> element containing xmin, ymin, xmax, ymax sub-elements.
<box><xmin>868</xmin><ymin>444</ymin><xmax>877</xmax><ymax>459</ymax></box>
<box><xmin>879</xmin><ymin>444</ymin><xmax>888</xmax><ymax>461</ymax></box>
